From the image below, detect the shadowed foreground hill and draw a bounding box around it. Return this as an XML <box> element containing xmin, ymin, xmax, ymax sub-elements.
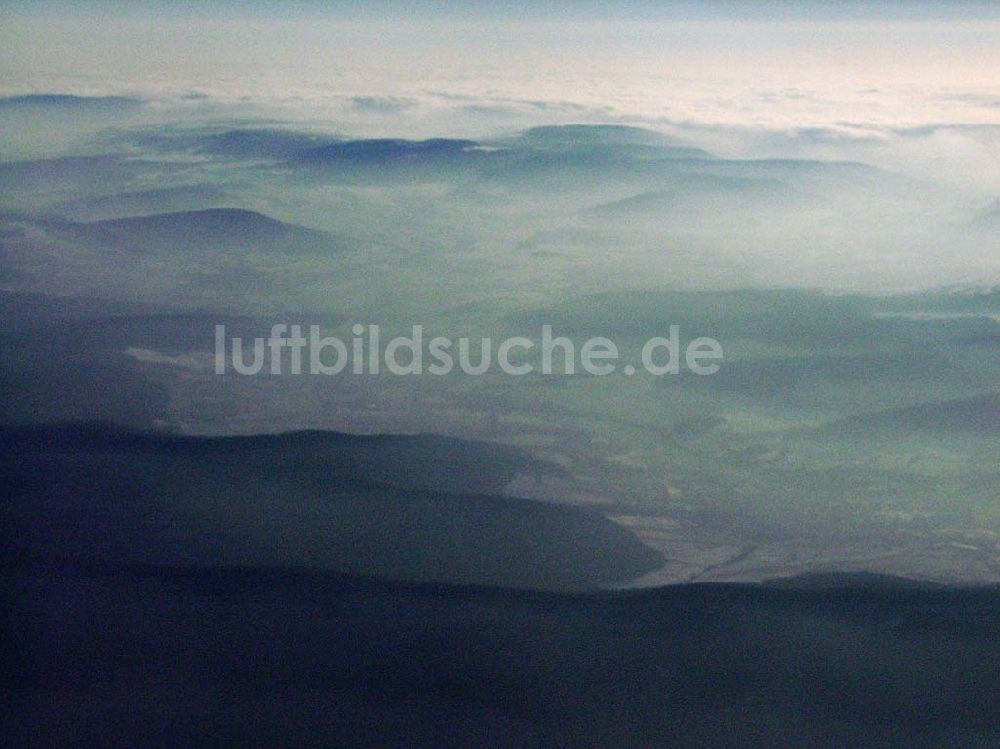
<box><xmin>3</xmin><ymin>561</ymin><xmax>997</xmax><ymax>748</ymax></box>
<box><xmin>0</xmin><ymin>423</ymin><xmax>662</xmax><ymax>590</ymax></box>
<box><xmin>2</xmin><ymin>423</ymin><xmax>997</xmax><ymax>747</ymax></box>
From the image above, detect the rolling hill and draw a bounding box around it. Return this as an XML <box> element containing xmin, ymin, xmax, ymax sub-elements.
<box><xmin>65</xmin><ymin>208</ymin><xmax>338</xmax><ymax>255</ymax></box>
<box><xmin>1</xmin><ymin>422</ymin><xmax>662</xmax><ymax>590</ymax></box>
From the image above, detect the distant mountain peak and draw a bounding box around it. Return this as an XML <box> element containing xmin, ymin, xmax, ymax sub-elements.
<box><xmin>520</xmin><ymin>124</ymin><xmax>685</xmax><ymax>147</ymax></box>
<box><xmin>296</xmin><ymin>137</ymin><xmax>480</xmax><ymax>164</ymax></box>
<box><xmin>0</xmin><ymin>93</ymin><xmax>141</xmax><ymax>109</ymax></box>
<box><xmin>86</xmin><ymin>207</ymin><xmax>296</xmax><ymax>235</ymax></box>
<box><xmin>70</xmin><ymin>208</ymin><xmax>337</xmax><ymax>254</ymax></box>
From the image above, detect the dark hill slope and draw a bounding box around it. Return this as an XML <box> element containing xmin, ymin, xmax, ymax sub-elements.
<box><xmin>0</xmin><ymin>422</ymin><xmax>661</xmax><ymax>590</ymax></box>
<box><xmin>4</xmin><ymin>561</ymin><xmax>997</xmax><ymax>748</ymax></box>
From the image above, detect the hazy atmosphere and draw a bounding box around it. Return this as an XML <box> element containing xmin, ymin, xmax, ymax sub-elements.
<box><xmin>3</xmin><ymin>2</ymin><xmax>999</xmax><ymax>746</ymax></box>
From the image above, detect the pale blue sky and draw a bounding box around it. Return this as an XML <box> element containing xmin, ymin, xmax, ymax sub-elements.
<box><xmin>2</xmin><ymin>1</ymin><xmax>998</xmax><ymax>147</ymax></box>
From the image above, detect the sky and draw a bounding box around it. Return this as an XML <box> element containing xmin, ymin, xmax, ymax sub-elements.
<box><xmin>1</xmin><ymin>1</ymin><xmax>999</xmax><ymax>197</ymax></box>
<box><xmin>2</xmin><ymin>2</ymin><xmax>999</xmax><ymax>129</ymax></box>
